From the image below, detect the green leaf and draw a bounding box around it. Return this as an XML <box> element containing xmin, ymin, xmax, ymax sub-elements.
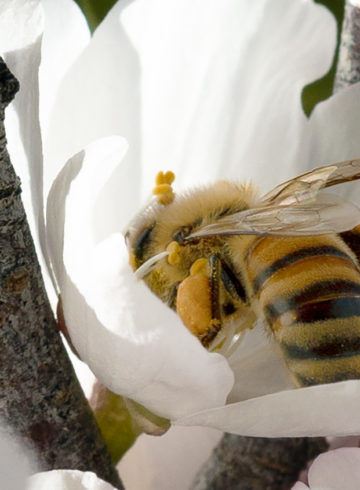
<box><xmin>302</xmin><ymin>0</ymin><xmax>345</xmax><ymax>116</ymax></box>
<box><xmin>74</xmin><ymin>0</ymin><xmax>117</xmax><ymax>32</ymax></box>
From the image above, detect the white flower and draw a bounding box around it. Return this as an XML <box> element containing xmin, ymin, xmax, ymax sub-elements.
<box><xmin>0</xmin><ymin>424</ymin><xmax>114</xmax><ymax>490</ymax></box>
<box><xmin>292</xmin><ymin>448</ymin><xmax>360</xmax><ymax>490</ymax></box>
<box><xmin>27</xmin><ymin>470</ymin><xmax>117</xmax><ymax>490</ymax></box>
<box><xmin>3</xmin><ymin>0</ymin><xmax>360</xmax><ymax>440</ymax></box>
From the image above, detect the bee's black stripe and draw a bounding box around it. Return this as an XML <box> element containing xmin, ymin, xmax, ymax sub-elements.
<box><xmin>265</xmin><ymin>280</ymin><xmax>360</xmax><ymax>322</ymax></box>
<box><xmin>296</xmin><ymin>296</ymin><xmax>360</xmax><ymax>323</ymax></box>
<box><xmin>281</xmin><ymin>337</ymin><xmax>360</xmax><ymax>360</ymax></box>
<box><xmin>252</xmin><ymin>246</ymin><xmax>355</xmax><ymax>294</ymax></box>
<box><xmin>340</xmin><ymin>227</ymin><xmax>360</xmax><ymax>260</ymax></box>
<box><xmin>296</xmin><ymin>371</ymin><xmax>359</xmax><ymax>386</ymax></box>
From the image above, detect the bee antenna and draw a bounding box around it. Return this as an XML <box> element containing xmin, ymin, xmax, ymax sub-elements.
<box><xmin>135</xmin><ymin>251</ymin><xmax>170</xmax><ymax>279</ymax></box>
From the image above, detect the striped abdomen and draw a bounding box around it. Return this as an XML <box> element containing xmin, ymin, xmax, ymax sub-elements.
<box><xmin>245</xmin><ymin>235</ymin><xmax>360</xmax><ymax>386</ymax></box>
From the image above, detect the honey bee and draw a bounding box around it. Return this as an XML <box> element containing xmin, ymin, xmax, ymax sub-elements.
<box><xmin>125</xmin><ymin>160</ymin><xmax>360</xmax><ymax>387</ymax></box>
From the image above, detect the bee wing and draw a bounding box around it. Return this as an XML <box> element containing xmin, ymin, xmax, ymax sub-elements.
<box><xmin>188</xmin><ymin>194</ymin><xmax>360</xmax><ymax>238</ymax></box>
<box><xmin>261</xmin><ymin>159</ymin><xmax>360</xmax><ymax>206</ymax></box>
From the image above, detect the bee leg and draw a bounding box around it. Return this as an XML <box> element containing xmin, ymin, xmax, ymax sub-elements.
<box><xmin>199</xmin><ymin>254</ymin><xmax>223</xmax><ymax>347</ymax></box>
<box><xmin>219</xmin><ymin>257</ymin><xmax>247</xmax><ymax>304</ymax></box>
<box><xmin>167</xmin><ymin>282</ymin><xmax>179</xmax><ymax>310</ymax></box>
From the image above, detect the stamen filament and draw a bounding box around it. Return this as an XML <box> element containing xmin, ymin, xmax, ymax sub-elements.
<box><xmin>135</xmin><ymin>251</ymin><xmax>169</xmax><ymax>279</ymax></box>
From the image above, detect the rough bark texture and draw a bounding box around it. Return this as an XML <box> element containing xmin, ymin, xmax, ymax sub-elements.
<box><xmin>334</xmin><ymin>0</ymin><xmax>360</xmax><ymax>91</ymax></box>
<box><xmin>0</xmin><ymin>59</ymin><xmax>123</xmax><ymax>488</ymax></box>
<box><xmin>191</xmin><ymin>434</ymin><xmax>328</xmax><ymax>490</ymax></box>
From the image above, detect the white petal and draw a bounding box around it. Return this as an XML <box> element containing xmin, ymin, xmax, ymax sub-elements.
<box><xmin>307</xmin><ymin>448</ymin><xmax>360</xmax><ymax>490</ymax></box>
<box><xmin>44</xmin><ymin>0</ymin><xmax>335</xmax><ymax>236</ymax></box>
<box><xmin>43</xmin><ymin>0</ymin><xmax>143</xmax><ymax>217</ymax></box>
<box><xmin>1</xmin><ymin>0</ymin><xmax>43</xmax><ymax>239</ymax></box>
<box><xmin>119</xmin><ymin>426</ymin><xmax>222</xmax><ymax>490</ymax></box>
<box><xmin>0</xmin><ymin>1</ymin><xmax>57</xmax><ymax>303</ymax></box>
<box><xmin>226</xmin><ymin>323</ymin><xmax>294</xmax><ymax>403</ymax></box>
<box><xmin>66</xmin><ymin>347</ymin><xmax>96</xmax><ymax>399</ymax></box>
<box><xmin>0</xmin><ymin>0</ymin><xmax>42</xmax><ymax>52</ymax></box>
<box><xmin>46</xmin><ymin>137</ymin><xmax>234</xmax><ymax>419</ymax></box>
<box><xmin>40</xmin><ymin>0</ymin><xmax>90</xmax><ymax>139</ymax></box>
<box><xmin>46</xmin><ymin>135</ymin><xmax>129</xmax><ymax>274</ymax></box>
<box><xmin>175</xmin><ymin>380</ymin><xmax>360</xmax><ymax>437</ymax></box>
<box><xmin>1</xmin><ymin>0</ymin><xmax>90</xmax><ymax>301</ymax></box>
<box><xmin>228</xmin><ymin>0</ymin><xmax>335</xmax><ymax>190</ymax></box>
<box><xmin>292</xmin><ymin>483</ymin><xmax>309</xmax><ymax>490</ymax></box>
<box><xmin>27</xmin><ymin>470</ymin><xmax>116</xmax><ymax>490</ymax></box>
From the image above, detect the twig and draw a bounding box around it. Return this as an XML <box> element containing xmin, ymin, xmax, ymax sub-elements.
<box><xmin>334</xmin><ymin>0</ymin><xmax>360</xmax><ymax>91</ymax></box>
<box><xmin>190</xmin><ymin>434</ymin><xmax>328</xmax><ymax>490</ymax></box>
<box><xmin>0</xmin><ymin>58</ymin><xmax>123</xmax><ymax>489</ymax></box>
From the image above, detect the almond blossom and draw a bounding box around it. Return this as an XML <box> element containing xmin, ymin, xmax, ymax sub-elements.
<box><xmin>3</xmin><ymin>0</ymin><xmax>360</xmax><ymax>449</ymax></box>
<box><xmin>27</xmin><ymin>470</ymin><xmax>117</xmax><ymax>490</ymax></box>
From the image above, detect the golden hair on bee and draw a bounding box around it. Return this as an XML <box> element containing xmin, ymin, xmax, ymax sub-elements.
<box><xmin>153</xmin><ymin>180</ymin><xmax>259</xmax><ymax>249</ymax></box>
<box><xmin>126</xmin><ymin>159</ymin><xmax>360</xmax><ymax>387</ymax></box>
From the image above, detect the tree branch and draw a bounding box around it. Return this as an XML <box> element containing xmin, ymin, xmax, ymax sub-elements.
<box><xmin>0</xmin><ymin>58</ymin><xmax>123</xmax><ymax>489</ymax></box>
<box><xmin>190</xmin><ymin>434</ymin><xmax>328</xmax><ymax>490</ymax></box>
<box><xmin>334</xmin><ymin>0</ymin><xmax>360</xmax><ymax>91</ymax></box>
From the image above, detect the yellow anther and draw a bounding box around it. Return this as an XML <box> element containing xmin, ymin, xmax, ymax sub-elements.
<box><xmin>153</xmin><ymin>171</ymin><xmax>176</xmax><ymax>205</ymax></box>
<box><xmin>166</xmin><ymin>241</ymin><xmax>182</xmax><ymax>265</ymax></box>
<box><xmin>190</xmin><ymin>258</ymin><xmax>208</xmax><ymax>276</ymax></box>
<box><xmin>155</xmin><ymin>171</ymin><xmax>175</xmax><ymax>186</ymax></box>
<box><xmin>153</xmin><ymin>183</ymin><xmax>173</xmax><ymax>196</ymax></box>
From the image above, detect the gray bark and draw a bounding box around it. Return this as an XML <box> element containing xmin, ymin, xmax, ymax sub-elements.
<box><xmin>0</xmin><ymin>59</ymin><xmax>123</xmax><ymax>488</ymax></box>
<box><xmin>334</xmin><ymin>0</ymin><xmax>360</xmax><ymax>91</ymax></box>
<box><xmin>191</xmin><ymin>434</ymin><xmax>328</xmax><ymax>490</ymax></box>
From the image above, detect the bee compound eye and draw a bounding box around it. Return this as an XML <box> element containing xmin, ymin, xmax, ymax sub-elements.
<box><xmin>132</xmin><ymin>225</ymin><xmax>154</xmax><ymax>261</ymax></box>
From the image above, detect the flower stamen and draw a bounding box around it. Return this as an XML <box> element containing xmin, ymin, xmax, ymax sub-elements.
<box><xmin>153</xmin><ymin>170</ymin><xmax>175</xmax><ymax>205</ymax></box>
<box><xmin>135</xmin><ymin>251</ymin><xmax>169</xmax><ymax>279</ymax></box>
<box><xmin>166</xmin><ymin>241</ymin><xmax>182</xmax><ymax>265</ymax></box>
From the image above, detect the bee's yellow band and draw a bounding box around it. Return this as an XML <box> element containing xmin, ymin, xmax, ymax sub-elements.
<box><xmin>166</xmin><ymin>241</ymin><xmax>182</xmax><ymax>265</ymax></box>
<box><xmin>153</xmin><ymin>171</ymin><xmax>176</xmax><ymax>205</ymax></box>
<box><xmin>129</xmin><ymin>249</ymin><xmax>137</xmax><ymax>270</ymax></box>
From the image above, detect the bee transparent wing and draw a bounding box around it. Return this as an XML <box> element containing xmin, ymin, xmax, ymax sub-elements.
<box><xmin>188</xmin><ymin>194</ymin><xmax>360</xmax><ymax>238</ymax></box>
<box><xmin>261</xmin><ymin>159</ymin><xmax>360</xmax><ymax>206</ymax></box>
